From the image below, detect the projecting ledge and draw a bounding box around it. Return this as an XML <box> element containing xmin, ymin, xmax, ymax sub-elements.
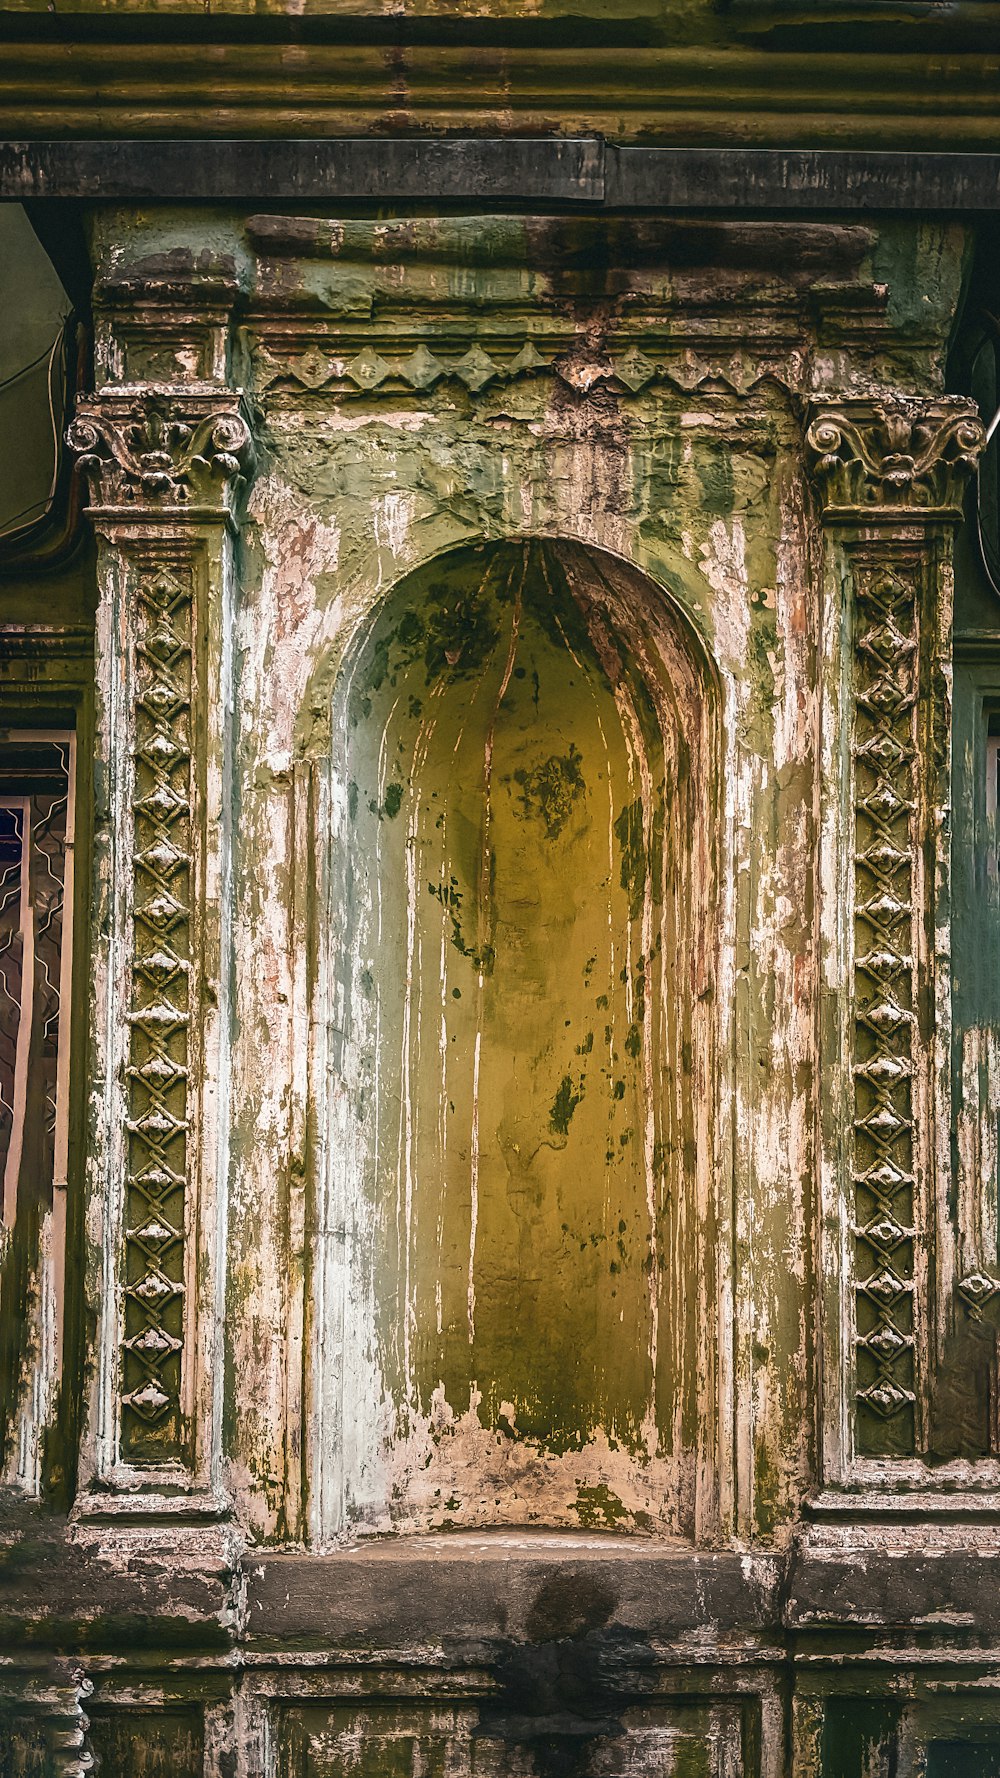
<box><xmin>244</xmin><ymin>1528</ymin><xmax>1000</xmax><ymax>1653</ymax></box>
<box><xmin>786</xmin><ymin>1512</ymin><xmax>1000</xmax><ymax>1636</ymax></box>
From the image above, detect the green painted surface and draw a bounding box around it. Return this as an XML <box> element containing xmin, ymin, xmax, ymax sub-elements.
<box><xmin>950</xmin><ymin>664</ymin><xmax>1000</xmax><ymax>1046</ymax></box>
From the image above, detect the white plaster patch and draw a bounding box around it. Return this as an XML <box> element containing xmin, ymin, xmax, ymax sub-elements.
<box><xmin>374</xmin><ymin>490</ymin><xmax>415</xmax><ymax>562</ymax></box>
<box><xmin>697</xmin><ymin>518</ymin><xmax>750</xmax><ymax>673</ymax></box>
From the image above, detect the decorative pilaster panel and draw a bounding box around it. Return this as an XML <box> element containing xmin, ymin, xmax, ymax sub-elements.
<box><xmin>68</xmin><ymin>391</ymin><xmax>252</xmax><ymax>1486</ymax></box>
<box><xmin>121</xmin><ymin>552</ymin><xmax>195</xmax><ymax>1450</ymax></box>
<box><xmin>850</xmin><ymin>558</ymin><xmax>920</xmax><ymax>1438</ymax></box>
<box><xmin>806</xmin><ymin>397</ymin><xmax>983</xmax><ymax>1464</ymax></box>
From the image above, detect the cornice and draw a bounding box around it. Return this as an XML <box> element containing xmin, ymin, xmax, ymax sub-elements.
<box><xmin>0</xmin><ymin>43</ymin><xmax>997</xmax><ymax>148</ymax></box>
<box><xmin>804</xmin><ymin>397</ymin><xmax>984</xmax><ymax>523</ymax></box>
<box><xmin>8</xmin><ymin>141</ymin><xmax>1000</xmax><ymax>212</ymax></box>
<box><xmin>67</xmin><ymin>390</ymin><xmax>255</xmax><ymax>522</ymax></box>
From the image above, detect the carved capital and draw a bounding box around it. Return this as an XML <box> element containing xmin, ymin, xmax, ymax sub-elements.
<box><xmin>805</xmin><ymin>397</ymin><xmax>984</xmax><ymax>522</ymax></box>
<box><xmin>68</xmin><ymin>390</ymin><xmax>255</xmax><ymax>519</ymax></box>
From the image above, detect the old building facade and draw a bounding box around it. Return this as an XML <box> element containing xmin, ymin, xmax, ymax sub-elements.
<box><xmin>3</xmin><ymin>3</ymin><xmax>1000</xmax><ymax>1772</ymax></box>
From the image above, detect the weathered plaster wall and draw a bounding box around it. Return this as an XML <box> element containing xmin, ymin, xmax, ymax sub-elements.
<box><xmin>116</xmin><ymin>207</ymin><xmax>964</xmax><ymax>1548</ymax></box>
<box><xmin>236</xmin><ymin>370</ymin><xmax>803</xmax><ymax>1545</ymax></box>
<box><xmin>4</xmin><ymin>197</ymin><xmax>997</xmax><ymax>1778</ymax></box>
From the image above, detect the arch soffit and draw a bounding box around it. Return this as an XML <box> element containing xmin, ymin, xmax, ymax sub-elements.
<box><xmin>299</xmin><ymin>532</ymin><xmax>726</xmax><ymax>758</ymax></box>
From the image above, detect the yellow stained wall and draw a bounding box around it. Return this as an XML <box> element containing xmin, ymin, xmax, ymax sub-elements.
<box><xmin>327</xmin><ymin>538</ymin><xmax>717</xmax><ymax>1536</ymax></box>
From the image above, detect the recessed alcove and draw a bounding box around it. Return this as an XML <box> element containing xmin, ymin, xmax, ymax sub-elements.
<box><xmin>318</xmin><ymin>538</ymin><xmax>721</xmax><ymax>1542</ymax></box>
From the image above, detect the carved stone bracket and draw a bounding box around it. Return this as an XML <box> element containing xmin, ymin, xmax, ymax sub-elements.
<box><xmin>68</xmin><ymin>391</ymin><xmax>254</xmax><ymax>518</ymax></box>
<box><xmin>807</xmin><ymin>396</ymin><xmax>984</xmax><ymax>1461</ymax></box>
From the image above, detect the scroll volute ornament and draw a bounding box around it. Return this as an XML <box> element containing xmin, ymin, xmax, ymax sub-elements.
<box><xmin>805</xmin><ymin>397</ymin><xmax>984</xmax><ymax>521</ymax></box>
<box><xmin>68</xmin><ymin>392</ymin><xmax>255</xmax><ymax>514</ymax></box>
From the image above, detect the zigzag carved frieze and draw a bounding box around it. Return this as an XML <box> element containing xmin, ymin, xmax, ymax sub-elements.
<box><xmin>250</xmin><ymin>336</ymin><xmax>803</xmax><ymax>403</ymax></box>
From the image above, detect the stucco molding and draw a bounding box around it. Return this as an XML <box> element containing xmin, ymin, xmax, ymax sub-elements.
<box><xmin>808</xmin><ymin>398</ymin><xmax>984</xmax><ymax>1463</ymax></box>
<box><xmin>800</xmin><ymin>400</ymin><xmax>1000</xmax><ymax>1358</ymax></box>
<box><xmin>119</xmin><ymin>552</ymin><xmax>196</xmax><ymax>1445</ymax></box>
<box><xmin>80</xmin><ymin>520</ymin><xmax>237</xmax><ymax>1495</ymax></box>
<box><xmin>850</xmin><ymin>559</ymin><xmax>920</xmax><ymax>1430</ymax></box>
<box><xmin>69</xmin><ymin>384</ymin><xmax>246</xmax><ymax>1496</ymax></box>
<box><xmin>805</xmin><ymin>396</ymin><xmax>984</xmax><ymax>522</ymax></box>
<box><xmin>252</xmin><ymin>335</ymin><xmax>830</xmax><ymax>405</ymax></box>
<box><xmin>0</xmin><ymin>1664</ymin><xmax>94</xmax><ymax>1778</ymax></box>
<box><xmin>67</xmin><ymin>391</ymin><xmax>251</xmax><ymax>1482</ymax></box>
<box><xmin>67</xmin><ymin>391</ymin><xmax>255</xmax><ymax>521</ymax></box>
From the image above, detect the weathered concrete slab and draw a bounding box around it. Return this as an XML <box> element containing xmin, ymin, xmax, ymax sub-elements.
<box><xmin>5</xmin><ymin>142</ymin><xmax>1000</xmax><ymax>211</ymax></box>
<box><xmin>243</xmin><ymin>1540</ymin><xmax>785</xmax><ymax>1654</ymax></box>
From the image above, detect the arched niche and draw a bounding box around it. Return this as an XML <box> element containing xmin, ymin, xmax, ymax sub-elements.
<box><xmin>319</xmin><ymin>538</ymin><xmax>721</xmax><ymax>1541</ymax></box>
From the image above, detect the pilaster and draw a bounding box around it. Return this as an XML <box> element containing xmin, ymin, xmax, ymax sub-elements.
<box><xmin>68</xmin><ymin>390</ymin><xmax>253</xmax><ymax>1506</ymax></box>
<box><xmin>805</xmin><ymin>396</ymin><xmax>984</xmax><ymax>1472</ymax></box>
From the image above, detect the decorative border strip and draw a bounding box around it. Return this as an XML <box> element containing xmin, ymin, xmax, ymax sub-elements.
<box><xmin>252</xmin><ymin>337</ymin><xmax>813</xmax><ymax>402</ymax></box>
<box><xmin>121</xmin><ymin>557</ymin><xmax>195</xmax><ymax>1456</ymax></box>
<box><xmin>852</xmin><ymin>564</ymin><xmax>918</xmax><ymax>1439</ymax></box>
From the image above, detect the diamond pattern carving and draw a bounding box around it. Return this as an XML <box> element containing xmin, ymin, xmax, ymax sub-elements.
<box><xmin>121</xmin><ymin>564</ymin><xmax>194</xmax><ymax>1452</ymax></box>
<box><xmin>805</xmin><ymin>397</ymin><xmax>985</xmax><ymax>1458</ymax></box>
<box><xmin>253</xmin><ymin>338</ymin><xmax>761</xmax><ymax>401</ymax></box>
<box><xmin>852</xmin><ymin>566</ymin><xmax>918</xmax><ymax>1439</ymax></box>
<box><xmin>957</xmin><ymin>1269</ymin><xmax>1000</xmax><ymax>1319</ymax></box>
<box><xmin>65</xmin><ymin>385</ymin><xmax>256</xmax><ymax>1487</ymax></box>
